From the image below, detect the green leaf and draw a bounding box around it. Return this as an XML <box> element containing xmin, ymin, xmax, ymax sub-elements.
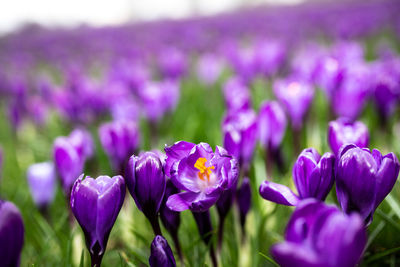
<box><xmin>259</xmin><ymin>252</ymin><xmax>280</xmax><ymax>267</ymax></box>
<box><xmin>364</xmin><ymin>247</ymin><xmax>400</xmax><ymax>264</ymax></box>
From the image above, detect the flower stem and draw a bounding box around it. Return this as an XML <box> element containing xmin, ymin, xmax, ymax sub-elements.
<box><xmin>90</xmin><ymin>253</ymin><xmax>103</xmax><ymax>267</ymax></box>
<box><xmin>171</xmin><ymin>230</ymin><xmax>184</xmax><ymax>263</ymax></box>
<box><xmin>149</xmin><ymin>215</ymin><xmax>163</xmax><ymax>236</ymax></box>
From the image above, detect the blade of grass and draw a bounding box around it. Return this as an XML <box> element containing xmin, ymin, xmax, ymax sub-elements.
<box><xmin>259</xmin><ymin>252</ymin><xmax>279</xmax><ymax>267</ymax></box>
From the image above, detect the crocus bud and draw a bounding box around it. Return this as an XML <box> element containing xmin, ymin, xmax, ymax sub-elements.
<box><xmin>125</xmin><ymin>152</ymin><xmax>166</xmax><ymax>234</ymax></box>
<box><xmin>223</xmin><ymin>109</ymin><xmax>258</xmax><ymax>172</ymax></box>
<box><xmin>71</xmin><ymin>174</ymin><xmax>125</xmax><ymax>267</ymax></box>
<box><xmin>53</xmin><ymin>137</ymin><xmax>84</xmax><ymax>194</ymax></box>
<box><xmin>260</xmin><ymin>148</ymin><xmax>335</xmax><ymax>205</ymax></box>
<box><xmin>0</xmin><ymin>200</ymin><xmax>24</xmax><ymax>267</ymax></box>
<box><xmin>273</xmin><ymin>79</ymin><xmax>314</xmax><ymax>131</ymax></box>
<box><xmin>99</xmin><ymin>120</ymin><xmax>139</xmax><ymax>173</ymax></box>
<box><xmin>236</xmin><ymin>177</ymin><xmax>252</xmax><ymax>230</ymax></box>
<box><xmin>149</xmin><ymin>235</ymin><xmax>176</xmax><ymax>267</ymax></box>
<box><xmin>258</xmin><ymin>101</ymin><xmax>287</xmax><ymax>150</ymax></box>
<box><xmin>328</xmin><ymin>118</ymin><xmax>369</xmax><ymax>155</ymax></box>
<box><xmin>27</xmin><ymin>162</ymin><xmax>56</xmax><ymax>209</ymax></box>
<box><xmin>271</xmin><ymin>199</ymin><xmax>366</xmax><ymax>267</ymax></box>
<box><xmin>336</xmin><ymin>144</ymin><xmax>400</xmax><ymax>224</ymax></box>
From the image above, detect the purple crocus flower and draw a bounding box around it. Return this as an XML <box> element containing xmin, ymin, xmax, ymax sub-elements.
<box><xmin>271</xmin><ymin>199</ymin><xmax>366</xmax><ymax>267</ymax></box>
<box><xmin>0</xmin><ymin>200</ymin><xmax>24</xmax><ymax>267</ymax></box>
<box><xmin>27</xmin><ymin>162</ymin><xmax>56</xmax><ymax>210</ymax></box>
<box><xmin>259</xmin><ymin>148</ymin><xmax>335</xmax><ymax>206</ymax></box>
<box><xmin>149</xmin><ymin>235</ymin><xmax>176</xmax><ymax>267</ymax></box>
<box><xmin>222</xmin><ymin>77</ymin><xmax>252</xmax><ymax>112</ymax></box>
<box><xmin>273</xmin><ymin>78</ymin><xmax>314</xmax><ymax>131</ymax></box>
<box><xmin>316</xmin><ymin>56</ymin><xmax>344</xmax><ymax>99</ymax></box>
<box><xmin>125</xmin><ymin>152</ymin><xmax>166</xmax><ymax>235</ymax></box>
<box><xmin>98</xmin><ymin>120</ymin><xmax>140</xmax><ymax>173</ymax></box>
<box><xmin>258</xmin><ymin>100</ymin><xmax>287</xmax><ymax>150</ymax></box>
<box><xmin>53</xmin><ymin>137</ymin><xmax>84</xmax><ymax>194</ymax></box>
<box><xmin>165</xmin><ymin>141</ymin><xmax>238</xmax><ymax>212</ymax></box>
<box><xmin>71</xmin><ymin>174</ymin><xmax>125</xmax><ymax>266</ymax></box>
<box><xmin>336</xmin><ymin>144</ymin><xmax>400</xmax><ymax>224</ymax></box>
<box><xmin>328</xmin><ymin>118</ymin><xmax>369</xmax><ymax>155</ymax></box>
<box><xmin>223</xmin><ymin>108</ymin><xmax>258</xmax><ymax>172</ymax></box>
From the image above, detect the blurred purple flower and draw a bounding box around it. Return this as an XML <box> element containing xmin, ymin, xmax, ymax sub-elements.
<box><xmin>260</xmin><ymin>148</ymin><xmax>335</xmax><ymax>206</ymax></box>
<box><xmin>53</xmin><ymin>136</ymin><xmax>84</xmax><ymax>193</ymax></box>
<box><xmin>165</xmin><ymin>142</ymin><xmax>238</xmax><ymax>212</ymax></box>
<box><xmin>331</xmin><ymin>63</ymin><xmax>371</xmax><ymax>120</ymax></box>
<box><xmin>196</xmin><ymin>53</ymin><xmax>223</xmax><ymax>86</ymax></box>
<box><xmin>27</xmin><ymin>162</ymin><xmax>56</xmax><ymax>209</ymax></box>
<box><xmin>223</xmin><ymin>108</ymin><xmax>258</xmax><ymax>171</ymax></box>
<box><xmin>222</xmin><ymin>77</ymin><xmax>252</xmax><ymax>112</ymax></box>
<box><xmin>98</xmin><ymin>120</ymin><xmax>140</xmax><ymax>172</ymax></box>
<box><xmin>71</xmin><ymin>174</ymin><xmax>125</xmax><ymax>266</ymax></box>
<box><xmin>336</xmin><ymin>144</ymin><xmax>400</xmax><ymax>224</ymax></box>
<box><xmin>0</xmin><ymin>200</ymin><xmax>24</xmax><ymax>267</ymax></box>
<box><xmin>236</xmin><ymin>177</ymin><xmax>252</xmax><ymax>230</ymax></box>
<box><xmin>328</xmin><ymin>118</ymin><xmax>369</xmax><ymax>155</ymax></box>
<box><xmin>255</xmin><ymin>40</ymin><xmax>286</xmax><ymax>77</ymax></box>
<box><xmin>138</xmin><ymin>80</ymin><xmax>180</xmax><ymax>122</ymax></box>
<box><xmin>159</xmin><ymin>48</ymin><xmax>187</xmax><ymax>80</ymax></box>
<box><xmin>274</xmin><ymin>79</ymin><xmax>314</xmax><ymax>130</ymax></box>
<box><xmin>258</xmin><ymin>100</ymin><xmax>287</xmax><ymax>150</ymax></box>
<box><xmin>271</xmin><ymin>199</ymin><xmax>366</xmax><ymax>267</ymax></box>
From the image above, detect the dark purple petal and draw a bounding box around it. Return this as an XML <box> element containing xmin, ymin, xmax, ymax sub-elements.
<box><xmin>165</xmin><ymin>141</ymin><xmax>196</xmax><ymax>177</ymax></box>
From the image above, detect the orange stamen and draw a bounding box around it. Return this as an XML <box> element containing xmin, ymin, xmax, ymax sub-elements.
<box><xmin>194</xmin><ymin>157</ymin><xmax>215</xmax><ymax>181</ymax></box>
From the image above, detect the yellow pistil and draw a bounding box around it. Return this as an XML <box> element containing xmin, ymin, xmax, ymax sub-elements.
<box><xmin>194</xmin><ymin>157</ymin><xmax>215</xmax><ymax>181</ymax></box>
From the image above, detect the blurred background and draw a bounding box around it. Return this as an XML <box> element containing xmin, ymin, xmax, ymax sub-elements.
<box><xmin>1</xmin><ymin>0</ymin><xmax>400</xmax><ymax>266</ymax></box>
<box><xmin>1</xmin><ymin>0</ymin><xmax>307</xmax><ymax>34</ymax></box>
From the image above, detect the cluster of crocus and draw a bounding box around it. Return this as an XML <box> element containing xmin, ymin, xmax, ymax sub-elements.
<box><xmin>260</xmin><ymin>148</ymin><xmax>335</xmax><ymax>206</ymax></box>
<box><xmin>98</xmin><ymin>120</ymin><xmax>140</xmax><ymax>173</ymax></box>
<box><xmin>0</xmin><ymin>200</ymin><xmax>25</xmax><ymax>267</ymax></box>
<box><xmin>70</xmin><ymin>174</ymin><xmax>125</xmax><ymax>266</ymax></box>
<box><xmin>272</xmin><ymin>199</ymin><xmax>366</xmax><ymax>267</ymax></box>
<box><xmin>53</xmin><ymin>128</ymin><xmax>94</xmax><ymax>194</ymax></box>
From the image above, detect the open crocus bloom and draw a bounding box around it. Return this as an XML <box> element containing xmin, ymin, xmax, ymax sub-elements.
<box><xmin>165</xmin><ymin>141</ymin><xmax>238</xmax><ymax>212</ymax></box>
<box><xmin>271</xmin><ymin>199</ymin><xmax>366</xmax><ymax>267</ymax></box>
<box><xmin>259</xmin><ymin>148</ymin><xmax>335</xmax><ymax>206</ymax></box>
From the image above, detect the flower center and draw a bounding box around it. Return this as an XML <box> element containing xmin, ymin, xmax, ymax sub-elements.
<box><xmin>194</xmin><ymin>157</ymin><xmax>215</xmax><ymax>181</ymax></box>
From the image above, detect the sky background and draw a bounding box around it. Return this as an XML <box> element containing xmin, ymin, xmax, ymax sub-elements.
<box><xmin>0</xmin><ymin>0</ymin><xmax>304</xmax><ymax>34</ymax></box>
